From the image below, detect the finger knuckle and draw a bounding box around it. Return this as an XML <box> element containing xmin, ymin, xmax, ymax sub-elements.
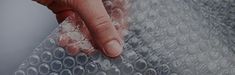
<box><xmin>93</xmin><ymin>16</ymin><xmax>112</xmax><ymax>33</ymax></box>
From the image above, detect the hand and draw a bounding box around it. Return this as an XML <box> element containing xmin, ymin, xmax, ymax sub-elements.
<box><xmin>34</xmin><ymin>0</ymin><xmax>126</xmax><ymax>57</ymax></box>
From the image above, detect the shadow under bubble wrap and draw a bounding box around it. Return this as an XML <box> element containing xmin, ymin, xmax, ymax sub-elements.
<box><xmin>15</xmin><ymin>0</ymin><xmax>235</xmax><ymax>75</ymax></box>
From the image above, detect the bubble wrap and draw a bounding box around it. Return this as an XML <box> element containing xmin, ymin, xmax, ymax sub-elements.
<box><xmin>15</xmin><ymin>0</ymin><xmax>235</xmax><ymax>75</ymax></box>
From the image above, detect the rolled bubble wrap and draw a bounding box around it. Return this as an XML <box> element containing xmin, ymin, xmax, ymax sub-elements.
<box><xmin>15</xmin><ymin>0</ymin><xmax>235</xmax><ymax>75</ymax></box>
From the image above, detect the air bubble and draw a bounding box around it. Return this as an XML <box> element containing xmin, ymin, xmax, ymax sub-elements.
<box><xmin>177</xmin><ymin>35</ymin><xmax>188</xmax><ymax>46</ymax></box>
<box><xmin>107</xmin><ymin>66</ymin><xmax>121</xmax><ymax>75</ymax></box>
<box><xmin>198</xmin><ymin>42</ymin><xmax>210</xmax><ymax>51</ymax></box>
<box><xmin>189</xmin><ymin>33</ymin><xmax>199</xmax><ymax>43</ymax></box>
<box><xmin>28</xmin><ymin>55</ymin><xmax>40</xmax><ymax>66</ymax></box>
<box><xmin>96</xmin><ymin>71</ymin><xmax>107</xmax><ymax>75</ymax></box>
<box><xmin>134</xmin><ymin>59</ymin><xmax>147</xmax><ymax>71</ymax></box>
<box><xmin>90</xmin><ymin>51</ymin><xmax>101</xmax><ymax>61</ymax></box>
<box><xmin>85</xmin><ymin>62</ymin><xmax>98</xmax><ymax>74</ymax></box>
<box><xmin>218</xmin><ymin>69</ymin><xmax>231</xmax><ymax>75</ymax></box>
<box><xmin>140</xmin><ymin>33</ymin><xmax>154</xmax><ymax>45</ymax></box>
<box><xmin>110</xmin><ymin>56</ymin><xmax>124</xmax><ymax>65</ymax></box>
<box><xmin>32</xmin><ymin>48</ymin><xmax>43</xmax><ymax>54</ymax></box>
<box><xmin>172</xmin><ymin>59</ymin><xmax>183</xmax><ymax>68</ymax></box>
<box><xmin>15</xmin><ymin>70</ymin><xmax>25</xmax><ymax>75</ymax></box>
<box><xmin>207</xmin><ymin>62</ymin><xmax>218</xmax><ymax>72</ymax></box>
<box><xmin>187</xmin><ymin>45</ymin><xmax>201</xmax><ymax>54</ymax></box>
<box><xmin>190</xmin><ymin>24</ymin><xmax>200</xmax><ymax>31</ymax></box>
<box><xmin>198</xmin><ymin>52</ymin><xmax>210</xmax><ymax>63</ymax></box>
<box><xmin>147</xmin><ymin>55</ymin><xmax>160</xmax><ymax>67</ymax></box>
<box><xmin>128</xmin><ymin>36</ymin><xmax>141</xmax><ymax>48</ymax></box>
<box><xmin>158</xmin><ymin>64</ymin><xmax>170</xmax><ymax>74</ymax></box>
<box><xmin>218</xmin><ymin>58</ymin><xmax>230</xmax><ymax>68</ymax></box>
<box><xmin>144</xmin><ymin>68</ymin><xmax>157</xmax><ymax>75</ymax></box>
<box><xmin>27</xmin><ymin>67</ymin><xmax>38</xmax><ymax>75</ymax></box>
<box><xmin>139</xmin><ymin>46</ymin><xmax>150</xmax><ymax>57</ymax></box>
<box><xmin>73</xmin><ymin>66</ymin><xmax>85</xmax><ymax>75</ymax></box>
<box><xmin>44</xmin><ymin>38</ymin><xmax>56</xmax><ymax>50</ymax></box>
<box><xmin>76</xmin><ymin>53</ymin><xmax>89</xmax><ymax>65</ymax></box>
<box><xmin>39</xmin><ymin>63</ymin><xmax>50</xmax><ymax>75</ymax></box>
<box><xmin>182</xmin><ymin>69</ymin><xmax>193</xmax><ymax>75</ymax></box>
<box><xmin>122</xmin><ymin>50</ymin><xmax>139</xmax><ymax>62</ymax></box>
<box><xmin>60</xmin><ymin>69</ymin><xmax>72</xmax><ymax>75</ymax></box>
<box><xmin>50</xmin><ymin>60</ymin><xmax>62</xmax><ymax>72</ymax></box>
<box><xmin>230</xmin><ymin>68</ymin><xmax>235</xmax><ymax>75</ymax></box>
<box><xmin>121</xmin><ymin>63</ymin><xmax>134</xmax><ymax>74</ymax></box>
<box><xmin>63</xmin><ymin>56</ymin><xmax>75</xmax><ymax>68</ymax></box>
<box><xmin>133</xmin><ymin>72</ymin><xmax>143</xmax><ymax>75</ymax></box>
<box><xmin>164</xmin><ymin>38</ymin><xmax>177</xmax><ymax>50</ymax></box>
<box><xmin>50</xmin><ymin>72</ymin><xmax>59</xmax><ymax>75</ymax></box>
<box><xmin>40</xmin><ymin>51</ymin><xmax>52</xmax><ymax>62</ymax></box>
<box><xmin>19</xmin><ymin>60</ymin><xmax>29</xmax><ymax>69</ymax></box>
<box><xmin>170</xmin><ymin>73</ymin><xmax>178</xmax><ymax>75</ymax></box>
<box><xmin>198</xmin><ymin>30</ymin><xmax>210</xmax><ymax>40</ymax></box>
<box><xmin>167</xmin><ymin>26</ymin><xmax>177</xmax><ymax>37</ymax></box>
<box><xmin>54</xmin><ymin>47</ymin><xmax>65</xmax><ymax>59</ymax></box>
<box><xmin>136</xmin><ymin>12</ymin><xmax>145</xmax><ymax>22</ymax></box>
<box><xmin>210</xmin><ymin>38</ymin><xmax>221</xmax><ymax>48</ymax></box>
<box><xmin>178</xmin><ymin>25</ymin><xmax>189</xmax><ymax>34</ymax></box>
<box><xmin>99</xmin><ymin>59</ymin><xmax>111</xmax><ymax>71</ymax></box>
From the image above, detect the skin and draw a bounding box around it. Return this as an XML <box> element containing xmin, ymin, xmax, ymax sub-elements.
<box><xmin>34</xmin><ymin>0</ymin><xmax>124</xmax><ymax>57</ymax></box>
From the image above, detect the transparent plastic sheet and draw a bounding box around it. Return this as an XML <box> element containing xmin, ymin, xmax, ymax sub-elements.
<box><xmin>15</xmin><ymin>0</ymin><xmax>235</xmax><ymax>75</ymax></box>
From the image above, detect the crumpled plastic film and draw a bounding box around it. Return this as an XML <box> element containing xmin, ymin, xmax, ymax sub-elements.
<box><xmin>15</xmin><ymin>0</ymin><xmax>235</xmax><ymax>75</ymax></box>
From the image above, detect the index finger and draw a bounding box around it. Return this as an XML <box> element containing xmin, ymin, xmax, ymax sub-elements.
<box><xmin>59</xmin><ymin>0</ymin><xmax>123</xmax><ymax>57</ymax></box>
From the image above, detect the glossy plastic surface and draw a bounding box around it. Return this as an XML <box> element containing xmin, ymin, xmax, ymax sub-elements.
<box><xmin>15</xmin><ymin>0</ymin><xmax>235</xmax><ymax>75</ymax></box>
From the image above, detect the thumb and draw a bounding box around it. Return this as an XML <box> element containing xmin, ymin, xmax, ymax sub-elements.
<box><xmin>59</xmin><ymin>0</ymin><xmax>123</xmax><ymax>57</ymax></box>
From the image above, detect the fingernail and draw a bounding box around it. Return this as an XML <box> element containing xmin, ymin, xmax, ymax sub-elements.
<box><xmin>103</xmin><ymin>40</ymin><xmax>123</xmax><ymax>57</ymax></box>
